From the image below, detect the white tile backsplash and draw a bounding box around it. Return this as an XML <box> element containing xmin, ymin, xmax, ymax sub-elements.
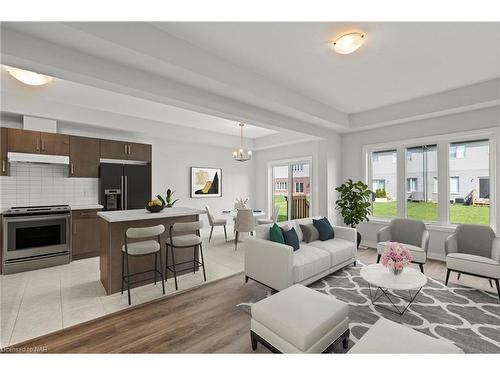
<box><xmin>0</xmin><ymin>162</ymin><xmax>98</xmax><ymax>208</ymax></box>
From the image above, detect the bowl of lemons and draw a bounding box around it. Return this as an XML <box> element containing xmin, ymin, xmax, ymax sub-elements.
<box><xmin>146</xmin><ymin>199</ymin><xmax>165</xmax><ymax>213</ymax></box>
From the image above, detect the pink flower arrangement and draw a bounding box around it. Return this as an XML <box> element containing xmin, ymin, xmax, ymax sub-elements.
<box><xmin>381</xmin><ymin>242</ymin><xmax>413</xmax><ymax>275</ymax></box>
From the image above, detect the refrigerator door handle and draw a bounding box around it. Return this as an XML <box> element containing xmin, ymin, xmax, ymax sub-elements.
<box><xmin>120</xmin><ymin>175</ymin><xmax>124</xmax><ymax>210</ymax></box>
<box><xmin>125</xmin><ymin>175</ymin><xmax>128</xmax><ymax>210</ymax></box>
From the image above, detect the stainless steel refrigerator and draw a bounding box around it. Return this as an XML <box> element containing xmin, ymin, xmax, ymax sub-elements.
<box><xmin>99</xmin><ymin>163</ymin><xmax>151</xmax><ymax>211</ymax></box>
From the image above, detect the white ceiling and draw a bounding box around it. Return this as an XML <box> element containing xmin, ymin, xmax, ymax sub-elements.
<box><xmin>156</xmin><ymin>22</ymin><xmax>500</xmax><ymax>113</ymax></box>
<box><xmin>0</xmin><ymin>66</ymin><xmax>276</xmax><ymax>139</ymax></box>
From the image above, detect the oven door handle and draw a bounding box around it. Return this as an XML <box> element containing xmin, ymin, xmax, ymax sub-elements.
<box><xmin>121</xmin><ymin>176</ymin><xmax>125</xmax><ymax>210</ymax></box>
<box><xmin>3</xmin><ymin>214</ymin><xmax>70</xmax><ymax>222</ymax></box>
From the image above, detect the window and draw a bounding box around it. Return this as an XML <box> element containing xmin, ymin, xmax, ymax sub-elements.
<box><xmin>450</xmin><ymin>177</ymin><xmax>460</xmax><ymax>194</ymax></box>
<box><xmin>370</xmin><ymin>149</ymin><xmax>397</xmax><ymax>218</ymax></box>
<box><xmin>449</xmin><ymin>140</ymin><xmax>489</xmax><ymax>225</ymax></box>
<box><xmin>433</xmin><ymin>177</ymin><xmax>438</xmax><ymax>194</ymax></box>
<box><xmin>406</xmin><ymin>178</ymin><xmax>418</xmax><ymax>193</ymax></box>
<box><xmin>295</xmin><ymin>182</ymin><xmax>304</xmax><ymax>193</ymax></box>
<box><xmin>292</xmin><ymin>164</ymin><xmax>304</xmax><ymax>172</ymax></box>
<box><xmin>406</xmin><ymin>145</ymin><xmax>438</xmax><ymax>222</ymax></box>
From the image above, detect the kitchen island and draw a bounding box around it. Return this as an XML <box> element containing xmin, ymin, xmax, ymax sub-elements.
<box><xmin>98</xmin><ymin>207</ymin><xmax>206</xmax><ymax>295</ymax></box>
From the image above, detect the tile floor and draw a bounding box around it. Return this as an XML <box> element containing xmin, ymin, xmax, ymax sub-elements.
<box><xmin>0</xmin><ymin>226</ymin><xmax>243</xmax><ymax>348</ymax></box>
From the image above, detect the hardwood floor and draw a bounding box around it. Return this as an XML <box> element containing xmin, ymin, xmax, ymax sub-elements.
<box><xmin>3</xmin><ymin>248</ymin><xmax>497</xmax><ymax>353</ymax></box>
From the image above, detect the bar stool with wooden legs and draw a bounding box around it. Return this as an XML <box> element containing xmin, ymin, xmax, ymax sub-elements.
<box><xmin>165</xmin><ymin>220</ymin><xmax>206</xmax><ymax>291</ymax></box>
<box><xmin>122</xmin><ymin>224</ymin><xmax>166</xmax><ymax>305</ymax></box>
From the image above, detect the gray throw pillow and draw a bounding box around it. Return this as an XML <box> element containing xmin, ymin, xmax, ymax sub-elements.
<box><xmin>300</xmin><ymin>224</ymin><xmax>319</xmax><ymax>243</ymax></box>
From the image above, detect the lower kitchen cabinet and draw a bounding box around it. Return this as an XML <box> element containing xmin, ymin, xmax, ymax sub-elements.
<box><xmin>71</xmin><ymin>209</ymin><xmax>101</xmax><ymax>260</ymax></box>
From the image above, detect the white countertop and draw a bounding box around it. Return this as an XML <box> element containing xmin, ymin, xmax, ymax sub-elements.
<box><xmin>71</xmin><ymin>204</ymin><xmax>104</xmax><ymax>210</ymax></box>
<box><xmin>97</xmin><ymin>207</ymin><xmax>206</xmax><ymax>223</ymax></box>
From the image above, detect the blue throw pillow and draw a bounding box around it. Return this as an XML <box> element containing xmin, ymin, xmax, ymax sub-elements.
<box><xmin>313</xmin><ymin>217</ymin><xmax>335</xmax><ymax>241</ymax></box>
<box><xmin>282</xmin><ymin>227</ymin><xmax>300</xmax><ymax>251</ymax></box>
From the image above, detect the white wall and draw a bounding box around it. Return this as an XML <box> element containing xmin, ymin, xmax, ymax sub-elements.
<box><xmin>341</xmin><ymin>106</ymin><xmax>500</xmax><ymax>260</ymax></box>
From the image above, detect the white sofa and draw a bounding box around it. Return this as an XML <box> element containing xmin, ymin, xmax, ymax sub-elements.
<box><xmin>244</xmin><ymin>216</ymin><xmax>357</xmax><ymax>291</ymax></box>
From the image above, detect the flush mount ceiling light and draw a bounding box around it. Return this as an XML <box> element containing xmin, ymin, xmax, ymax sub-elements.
<box><xmin>6</xmin><ymin>67</ymin><xmax>53</xmax><ymax>86</ymax></box>
<box><xmin>332</xmin><ymin>32</ymin><xmax>365</xmax><ymax>54</ymax></box>
<box><xmin>233</xmin><ymin>123</ymin><xmax>252</xmax><ymax>162</ymax></box>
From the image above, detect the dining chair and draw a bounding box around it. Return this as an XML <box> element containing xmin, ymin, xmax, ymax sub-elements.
<box><xmin>205</xmin><ymin>205</ymin><xmax>228</xmax><ymax>242</ymax></box>
<box><xmin>234</xmin><ymin>209</ymin><xmax>255</xmax><ymax>251</ymax></box>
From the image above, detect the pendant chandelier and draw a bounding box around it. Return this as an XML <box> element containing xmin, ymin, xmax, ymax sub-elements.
<box><xmin>233</xmin><ymin>123</ymin><xmax>252</xmax><ymax>162</ymax></box>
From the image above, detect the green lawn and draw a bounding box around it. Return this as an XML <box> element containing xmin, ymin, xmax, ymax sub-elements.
<box><xmin>274</xmin><ymin>195</ymin><xmax>288</xmax><ymax>222</ymax></box>
<box><xmin>373</xmin><ymin>201</ymin><xmax>489</xmax><ymax>225</ymax></box>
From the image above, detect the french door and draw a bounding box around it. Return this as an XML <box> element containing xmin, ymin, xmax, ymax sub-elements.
<box><xmin>271</xmin><ymin>160</ymin><xmax>311</xmax><ymax>222</ymax></box>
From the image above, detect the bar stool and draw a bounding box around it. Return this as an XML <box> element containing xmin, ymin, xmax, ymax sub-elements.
<box><xmin>122</xmin><ymin>224</ymin><xmax>166</xmax><ymax>305</ymax></box>
<box><xmin>165</xmin><ymin>220</ymin><xmax>206</xmax><ymax>291</ymax></box>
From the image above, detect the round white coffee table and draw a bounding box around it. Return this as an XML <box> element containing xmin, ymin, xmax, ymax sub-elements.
<box><xmin>360</xmin><ymin>263</ymin><xmax>427</xmax><ymax>315</ymax></box>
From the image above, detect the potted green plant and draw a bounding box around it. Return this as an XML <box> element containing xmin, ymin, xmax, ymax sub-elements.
<box><xmin>335</xmin><ymin>179</ymin><xmax>373</xmax><ymax>248</ymax></box>
<box><xmin>157</xmin><ymin>189</ymin><xmax>179</xmax><ymax>208</ymax></box>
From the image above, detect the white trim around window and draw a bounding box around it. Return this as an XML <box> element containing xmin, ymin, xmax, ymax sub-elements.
<box><xmin>362</xmin><ymin>128</ymin><xmax>497</xmax><ymax>230</ymax></box>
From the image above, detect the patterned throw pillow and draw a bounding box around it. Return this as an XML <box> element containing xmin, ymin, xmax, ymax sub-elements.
<box><xmin>312</xmin><ymin>217</ymin><xmax>335</xmax><ymax>241</ymax></box>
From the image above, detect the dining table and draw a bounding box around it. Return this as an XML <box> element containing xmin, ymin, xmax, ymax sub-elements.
<box><xmin>221</xmin><ymin>209</ymin><xmax>266</xmax><ymax>242</ymax></box>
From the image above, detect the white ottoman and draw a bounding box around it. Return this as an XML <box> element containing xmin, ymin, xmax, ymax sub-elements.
<box><xmin>250</xmin><ymin>284</ymin><xmax>350</xmax><ymax>353</ymax></box>
<box><xmin>349</xmin><ymin>318</ymin><xmax>463</xmax><ymax>353</ymax></box>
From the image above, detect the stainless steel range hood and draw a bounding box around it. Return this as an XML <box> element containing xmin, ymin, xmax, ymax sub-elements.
<box><xmin>8</xmin><ymin>152</ymin><xmax>70</xmax><ymax>165</ymax></box>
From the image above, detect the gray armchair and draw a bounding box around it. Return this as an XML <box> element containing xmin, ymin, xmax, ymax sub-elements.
<box><xmin>376</xmin><ymin>218</ymin><xmax>430</xmax><ymax>273</ymax></box>
<box><xmin>445</xmin><ymin>224</ymin><xmax>500</xmax><ymax>299</ymax></box>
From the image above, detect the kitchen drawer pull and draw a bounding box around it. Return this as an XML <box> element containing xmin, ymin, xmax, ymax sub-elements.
<box><xmin>70</xmin><ymin>163</ymin><xmax>74</xmax><ymax>175</ymax></box>
<box><xmin>128</xmin><ymin>144</ymin><xmax>131</xmax><ymax>154</ymax></box>
<box><xmin>36</xmin><ymin>138</ymin><xmax>40</xmax><ymax>152</ymax></box>
<box><xmin>2</xmin><ymin>159</ymin><xmax>5</xmax><ymax>173</ymax></box>
<box><xmin>41</xmin><ymin>139</ymin><xmax>45</xmax><ymax>151</ymax></box>
<box><xmin>124</xmin><ymin>143</ymin><xmax>127</xmax><ymax>154</ymax></box>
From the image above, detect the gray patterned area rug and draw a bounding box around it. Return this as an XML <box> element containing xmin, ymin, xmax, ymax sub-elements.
<box><xmin>238</xmin><ymin>263</ymin><xmax>500</xmax><ymax>353</ymax></box>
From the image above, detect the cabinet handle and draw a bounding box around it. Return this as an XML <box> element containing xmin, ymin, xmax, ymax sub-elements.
<box><xmin>128</xmin><ymin>144</ymin><xmax>131</xmax><ymax>155</ymax></box>
<box><xmin>2</xmin><ymin>159</ymin><xmax>5</xmax><ymax>173</ymax></box>
<box><xmin>41</xmin><ymin>139</ymin><xmax>45</xmax><ymax>152</ymax></box>
<box><xmin>36</xmin><ymin>138</ymin><xmax>40</xmax><ymax>152</ymax></box>
<box><xmin>73</xmin><ymin>223</ymin><xmax>77</xmax><ymax>235</ymax></box>
<box><xmin>70</xmin><ymin>163</ymin><xmax>74</xmax><ymax>175</ymax></box>
<box><xmin>124</xmin><ymin>143</ymin><xmax>127</xmax><ymax>154</ymax></box>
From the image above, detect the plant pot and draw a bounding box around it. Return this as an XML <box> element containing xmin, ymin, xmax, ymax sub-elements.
<box><xmin>356</xmin><ymin>231</ymin><xmax>362</xmax><ymax>249</ymax></box>
<box><xmin>391</xmin><ymin>268</ymin><xmax>403</xmax><ymax>276</ymax></box>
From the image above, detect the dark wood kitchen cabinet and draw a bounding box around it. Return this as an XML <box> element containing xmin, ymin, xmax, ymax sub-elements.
<box><xmin>127</xmin><ymin>142</ymin><xmax>152</xmax><ymax>162</ymax></box>
<box><xmin>7</xmin><ymin>128</ymin><xmax>41</xmax><ymax>154</ymax></box>
<box><xmin>72</xmin><ymin>209</ymin><xmax>101</xmax><ymax>260</ymax></box>
<box><xmin>100</xmin><ymin>139</ymin><xmax>128</xmax><ymax>160</ymax></box>
<box><xmin>40</xmin><ymin>132</ymin><xmax>70</xmax><ymax>155</ymax></box>
<box><xmin>69</xmin><ymin>136</ymin><xmax>100</xmax><ymax>177</ymax></box>
<box><xmin>7</xmin><ymin>128</ymin><xmax>69</xmax><ymax>156</ymax></box>
<box><xmin>1</xmin><ymin>128</ymin><xmax>8</xmax><ymax>176</ymax></box>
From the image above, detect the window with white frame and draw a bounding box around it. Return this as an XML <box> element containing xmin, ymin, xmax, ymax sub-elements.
<box><xmin>370</xmin><ymin>149</ymin><xmax>397</xmax><ymax>218</ymax></box>
<box><xmin>295</xmin><ymin>182</ymin><xmax>304</xmax><ymax>193</ymax></box>
<box><xmin>366</xmin><ymin>133</ymin><xmax>494</xmax><ymax>227</ymax></box>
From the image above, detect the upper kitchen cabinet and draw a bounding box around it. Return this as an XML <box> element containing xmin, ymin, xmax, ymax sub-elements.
<box><xmin>127</xmin><ymin>142</ymin><xmax>152</xmax><ymax>162</ymax></box>
<box><xmin>100</xmin><ymin>139</ymin><xmax>128</xmax><ymax>160</ymax></box>
<box><xmin>1</xmin><ymin>128</ymin><xmax>8</xmax><ymax>176</ymax></box>
<box><xmin>7</xmin><ymin>128</ymin><xmax>69</xmax><ymax>156</ymax></box>
<box><xmin>7</xmin><ymin>128</ymin><xmax>41</xmax><ymax>154</ymax></box>
<box><xmin>69</xmin><ymin>136</ymin><xmax>100</xmax><ymax>177</ymax></box>
<box><xmin>100</xmin><ymin>139</ymin><xmax>152</xmax><ymax>162</ymax></box>
<box><xmin>40</xmin><ymin>132</ymin><xmax>70</xmax><ymax>155</ymax></box>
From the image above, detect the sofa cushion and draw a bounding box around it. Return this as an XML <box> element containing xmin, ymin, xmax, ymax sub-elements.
<box><xmin>251</xmin><ymin>284</ymin><xmax>349</xmax><ymax>352</ymax></box>
<box><xmin>309</xmin><ymin>238</ymin><xmax>356</xmax><ymax>265</ymax></box>
<box><xmin>269</xmin><ymin>223</ymin><xmax>285</xmax><ymax>244</ymax></box>
<box><xmin>377</xmin><ymin>242</ymin><xmax>427</xmax><ymax>264</ymax></box>
<box><xmin>292</xmin><ymin>244</ymin><xmax>331</xmax><ymax>283</ymax></box>
<box><xmin>446</xmin><ymin>253</ymin><xmax>500</xmax><ymax>279</ymax></box>
<box><xmin>282</xmin><ymin>227</ymin><xmax>300</xmax><ymax>251</ymax></box>
<box><xmin>313</xmin><ymin>217</ymin><xmax>335</xmax><ymax>241</ymax></box>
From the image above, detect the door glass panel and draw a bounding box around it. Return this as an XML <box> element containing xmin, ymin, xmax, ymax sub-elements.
<box><xmin>291</xmin><ymin>163</ymin><xmax>310</xmax><ymax>219</ymax></box>
<box><xmin>449</xmin><ymin>139</ymin><xmax>489</xmax><ymax>225</ymax></box>
<box><xmin>406</xmin><ymin>145</ymin><xmax>438</xmax><ymax>222</ymax></box>
<box><xmin>272</xmin><ymin>165</ymin><xmax>289</xmax><ymax>222</ymax></box>
<box><xmin>371</xmin><ymin>149</ymin><xmax>397</xmax><ymax>218</ymax></box>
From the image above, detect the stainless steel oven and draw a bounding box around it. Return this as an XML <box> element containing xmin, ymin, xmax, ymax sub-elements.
<box><xmin>2</xmin><ymin>205</ymin><xmax>71</xmax><ymax>274</ymax></box>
